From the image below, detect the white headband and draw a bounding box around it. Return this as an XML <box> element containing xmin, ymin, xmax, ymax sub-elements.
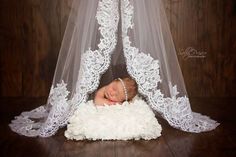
<box><xmin>117</xmin><ymin>78</ymin><xmax>128</xmax><ymax>101</ymax></box>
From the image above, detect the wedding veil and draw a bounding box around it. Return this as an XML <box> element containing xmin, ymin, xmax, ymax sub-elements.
<box><xmin>9</xmin><ymin>0</ymin><xmax>220</xmax><ymax>137</ymax></box>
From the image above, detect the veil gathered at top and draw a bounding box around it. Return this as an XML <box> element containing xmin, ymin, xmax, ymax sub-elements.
<box><xmin>9</xmin><ymin>0</ymin><xmax>220</xmax><ymax>137</ymax></box>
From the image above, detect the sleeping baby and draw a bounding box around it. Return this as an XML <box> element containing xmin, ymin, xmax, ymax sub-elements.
<box><xmin>94</xmin><ymin>77</ymin><xmax>138</xmax><ymax>106</ymax></box>
<box><xmin>65</xmin><ymin>77</ymin><xmax>163</xmax><ymax>141</ymax></box>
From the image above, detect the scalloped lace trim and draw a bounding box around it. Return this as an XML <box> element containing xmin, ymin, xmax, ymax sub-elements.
<box><xmin>9</xmin><ymin>0</ymin><xmax>120</xmax><ymax>137</ymax></box>
<box><xmin>120</xmin><ymin>0</ymin><xmax>220</xmax><ymax>133</ymax></box>
<box><xmin>9</xmin><ymin>0</ymin><xmax>220</xmax><ymax>137</ymax></box>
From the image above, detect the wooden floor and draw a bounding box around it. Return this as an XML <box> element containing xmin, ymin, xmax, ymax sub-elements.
<box><xmin>0</xmin><ymin>97</ymin><xmax>235</xmax><ymax>157</ymax></box>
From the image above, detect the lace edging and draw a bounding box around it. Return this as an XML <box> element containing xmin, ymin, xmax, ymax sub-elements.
<box><xmin>9</xmin><ymin>0</ymin><xmax>120</xmax><ymax>137</ymax></box>
<box><xmin>121</xmin><ymin>0</ymin><xmax>220</xmax><ymax>133</ymax></box>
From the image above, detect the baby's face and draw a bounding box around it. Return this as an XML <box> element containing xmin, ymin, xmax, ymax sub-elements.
<box><xmin>104</xmin><ymin>81</ymin><xmax>126</xmax><ymax>102</ymax></box>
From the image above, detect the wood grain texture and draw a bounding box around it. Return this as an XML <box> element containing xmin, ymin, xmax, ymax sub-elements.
<box><xmin>163</xmin><ymin>0</ymin><xmax>236</xmax><ymax>97</ymax></box>
<box><xmin>0</xmin><ymin>0</ymin><xmax>72</xmax><ymax>97</ymax></box>
<box><xmin>0</xmin><ymin>97</ymin><xmax>234</xmax><ymax>157</ymax></box>
<box><xmin>0</xmin><ymin>0</ymin><xmax>235</xmax><ymax>98</ymax></box>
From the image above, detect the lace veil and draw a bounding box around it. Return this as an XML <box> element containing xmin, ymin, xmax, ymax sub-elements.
<box><xmin>9</xmin><ymin>0</ymin><xmax>220</xmax><ymax>137</ymax></box>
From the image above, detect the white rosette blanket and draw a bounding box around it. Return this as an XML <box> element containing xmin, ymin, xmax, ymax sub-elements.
<box><xmin>64</xmin><ymin>96</ymin><xmax>162</xmax><ymax>141</ymax></box>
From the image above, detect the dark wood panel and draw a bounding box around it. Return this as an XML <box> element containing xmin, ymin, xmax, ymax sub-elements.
<box><xmin>0</xmin><ymin>0</ymin><xmax>24</xmax><ymax>96</ymax></box>
<box><xmin>163</xmin><ymin>0</ymin><xmax>236</xmax><ymax>97</ymax></box>
<box><xmin>22</xmin><ymin>0</ymin><xmax>61</xmax><ymax>97</ymax></box>
<box><xmin>0</xmin><ymin>0</ymin><xmax>235</xmax><ymax>98</ymax></box>
<box><xmin>0</xmin><ymin>0</ymin><xmax>70</xmax><ymax>97</ymax></box>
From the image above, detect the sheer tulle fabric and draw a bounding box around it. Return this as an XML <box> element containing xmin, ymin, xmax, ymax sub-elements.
<box><xmin>9</xmin><ymin>0</ymin><xmax>220</xmax><ymax>137</ymax></box>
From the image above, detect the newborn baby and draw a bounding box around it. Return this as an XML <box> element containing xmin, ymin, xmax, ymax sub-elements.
<box><xmin>94</xmin><ymin>77</ymin><xmax>138</xmax><ymax>106</ymax></box>
<box><xmin>65</xmin><ymin>77</ymin><xmax>163</xmax><ymax>141</ymax></box>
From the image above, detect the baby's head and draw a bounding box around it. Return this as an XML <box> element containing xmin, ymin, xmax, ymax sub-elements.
<box><xmin>104</xmin><ymin>77</ymin><xmax>138</xmax><ymax>103</ymax></box>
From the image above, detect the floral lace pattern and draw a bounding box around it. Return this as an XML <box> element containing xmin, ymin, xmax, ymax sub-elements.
<box><xmin>9</xmin><ymin>0</ymin><xmax>120</xmax><ymax>137</ymax></box>
<box><xmin>121</xmin><ymin>0</ymin><xmax>220</xmax><ymax>133</ymax></box>
<box><xmin>9</xmin><ymin>0</ymin><xmax>220</xmax><ymax>137</ymax></box>
<box><xmin>75</xmin><ymin>0</ymin><xmax>120</xmax><ymax>102</ymax></box>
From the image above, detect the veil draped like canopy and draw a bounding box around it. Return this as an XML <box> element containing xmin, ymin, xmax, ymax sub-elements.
<box><xmin>9</xmin><ymin>0</ymin><xmax>220</xmax><ymax>137</ymax></box>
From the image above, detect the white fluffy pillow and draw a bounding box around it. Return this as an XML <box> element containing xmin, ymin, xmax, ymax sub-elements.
<box><xmin>64</xmin><ymin>96</ymin><xmax>162</xmax><ymax>141</ymax></box>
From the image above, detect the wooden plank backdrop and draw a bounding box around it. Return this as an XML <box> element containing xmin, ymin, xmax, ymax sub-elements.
<box><xmin>0</xmin><ymin>0</ymin><xmax>235</xmax><ymax>98</ymax></box>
